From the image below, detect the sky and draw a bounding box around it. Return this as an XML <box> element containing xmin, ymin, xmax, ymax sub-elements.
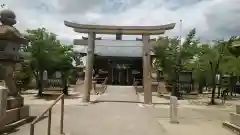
<box><xmin>1</xmin><ymin>0</ymin><xmax>240</xmax><ymax>44</ymax></box>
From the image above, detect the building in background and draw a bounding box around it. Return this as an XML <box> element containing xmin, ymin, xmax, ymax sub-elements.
<box><xmin>75</xmin><ymin>37</ymin><xmax>156</xmax><ymax>86</ymax></box>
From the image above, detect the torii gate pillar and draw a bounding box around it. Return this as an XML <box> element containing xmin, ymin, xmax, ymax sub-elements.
<box><xmin>83</xmin><ymin>32</ymin><xmax>95</xmax><ymax>102</ymax></box>
<box><xmin>142</xmin><ymin>34</ymin><xmax>152</xmax><ymax>104</ymax></box>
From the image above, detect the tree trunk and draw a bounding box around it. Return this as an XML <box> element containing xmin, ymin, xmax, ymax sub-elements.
<box><xmin>198</xmin><ymin>83</ymin><xmax>203</xmax><ymax>94</ymax></box>
<box><xmin>63</xmin><ymin>78</ymin><xmax>68</xmax><ymax>95</ymax></box>
<box><xmin>217</xmin><ymin>73</ymin><xmax>222</xmax><ymax>98</ymax></box>
<box><xmin>63</xmin><ymin>81</ymin><xmax>68</xmax><ymax>95</ymax></box>
<box><xmin>61</xmin><ymin>72</ymin><xmax>69</xmax><ymax>95</ymax></box>
<box><xmin>211</xmin><ymin>81</ymin><xmax>216</xmax><ymax>104</ymax></box>
<box><xmin>209</xmin><ymin>54</ymin><xmax>221</xmax><ymax>104</ymax></box>
<box><xmin>37</xmin><ymin>70</ymin><xmax>44</xmax><ymax>96</ymax></box>
<box><xmin>230</xmin><ymin>77</ymin><xmax>233</xmax><ymax>96</ymax></box>
<box><xmin>171</xmin><ymin>69</ymin><xmax>180</xmax><ymax>97</ymax></box>
<box><xmin>171</xmin><ymin>81</ymin><xmax>177</xmax><ymax>96</ymax></box>
<box><xmin>210</xmin><ymin>71</ymin><xmax>217</xmax><ymax>104</ymax></box>
<box><xmin>217</xmin><ymin>86</ymin><xmax>221</xmax><ymax>98</ymax></box>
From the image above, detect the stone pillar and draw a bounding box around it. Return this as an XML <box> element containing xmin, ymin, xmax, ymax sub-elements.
<box><xmin>0</xmin><ymin>86</ymin><xmax>8</xmax><ymax>122</ymax></box>
<box><xmin>170</xmin><ymin>96</ymin><xmax>179</xmax><ymax>124</ymax></box>
<box><xmin>3</xmin><ymin>64</ymin><xmax>17</xmax><ymax>96</ymax></box>
<box><xmin>83</xmin><ymin>32</ymin><xmax>95</xmax><ymax>102</ymax></box>
<box><xmin>142</xmin><ymin>34</ymin><xmax>152</xmax><ymax>104</ymax></box>
<box><xmin>148</xmin><ymin>44</ymin><xmax>152</xmax><ymax>95</ymax></box>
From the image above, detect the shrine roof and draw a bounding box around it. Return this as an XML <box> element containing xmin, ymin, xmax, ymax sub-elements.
<box><xmin>73</xmin><ymin>40</ymin><xmax>154</xmax><ymax>57</ymax></box>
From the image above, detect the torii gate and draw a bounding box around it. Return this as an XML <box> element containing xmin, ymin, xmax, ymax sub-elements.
<box><xmin>64</xmin><ymin>21</ymin><xmax>175</xmax><ymax>104</ymax></box>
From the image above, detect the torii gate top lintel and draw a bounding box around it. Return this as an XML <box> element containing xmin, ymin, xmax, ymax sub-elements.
<box><xmin>64</xmin><ymin>21</ymin><xmax>175</xmax><ymax>35</ymax></box>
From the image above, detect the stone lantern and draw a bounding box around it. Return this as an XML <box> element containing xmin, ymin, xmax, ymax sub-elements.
<box><xmin>0</xmin><ymin>9</ymin><xmax>30</xmax><ymax>132</ymax></box>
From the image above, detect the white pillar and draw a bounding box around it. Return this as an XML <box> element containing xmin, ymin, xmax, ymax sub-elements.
<box><xmin>83</xmin><ymin>32</ymin><xmax>95</xmax><ymax>102</ymax></box>
<box><xmin>43</xmin><ymin>70</ymin><xmax>48</xmax><ymax>88</ymax></box>
<box><xmin>170</xmin><ymin>96</ymin><xmax>179</xmax><ymax>124</ymax></box>
<box><xmin>142</xmin><ymin>34</ymin><xmax>152</xmax><ymax>104</ymax></box>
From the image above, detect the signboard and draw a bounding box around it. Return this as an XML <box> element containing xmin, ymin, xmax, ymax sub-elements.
<box><xmin>43</xmin><ymin>70</ymin><xmax>48</xmax><ymax>81</ymax></box>
<box><xmin>221</xmin><ymin>74</ymin><xmax>231</xmax><ymax>87</ymax></box>
<box><xmin>55</xmin><ymin>71</ymin><xmax>62</xmax><ymax>79</ymax></box>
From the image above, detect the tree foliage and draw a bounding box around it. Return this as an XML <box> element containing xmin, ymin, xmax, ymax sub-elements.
<box><xmin>153</xmin><ymin>29</ymin><xmax>240</xmax><ymax>104</ymax></box>
<box><xmin>23</xmin><ymin>28</ymin><xmax>74</xmax><ymax>96</ymax></box>
<box><xmin>153</xmin><ymin>29</ymin><xmax>198</xmax><ymax>97</ymax></box>
<box><xmin>14</xmin><ymin>61</ymin><xmax>33</xmax><ymax>91</ymax></box>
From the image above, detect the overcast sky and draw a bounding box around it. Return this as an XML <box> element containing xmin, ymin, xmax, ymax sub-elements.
<box><xmin>2</xmin><ymin>0</ymin><xmax>240</xmax><ymax>44</ymax></box>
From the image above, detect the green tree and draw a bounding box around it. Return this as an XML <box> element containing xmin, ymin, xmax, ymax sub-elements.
<box><xmin>25</xmin><ymin>28</ymin><xmax>63</xmax><ymax>96</ymax></box>
<box><xmin>153</xmin><ymin>29</ymin><xmax>199</xmax><ymax>97</ymax></box>
<box><xmin>188</xmin><ymin>38</ymin><xmax>236</xmax><ymax>104</ymax></box>
<box><xmin>50</xmin><ymin>44</ymin><xmax>74</xmax><ymax>95</ymax></box>
<box><xmin>14</xmin><ymin>60</ymin><xmax>33</xmax><ymax>92</ymax></box>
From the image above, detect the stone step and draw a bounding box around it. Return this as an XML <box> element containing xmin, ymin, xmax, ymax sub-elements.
<box><xmin>230</xmin><ymin>113</ymin><xmax>240</xmax><ymax>127</ymax></box>
<box><xmin>2</xmin><ymin>105</ymin><xmax>29</xmax><ymax>125</ymax></box>
<box><xmin>0</xmin><ymin>105</ymin><xmax>31</xmax><ymax>133</ymax></box>
<box><xmin>0</xmin><ymin>116</ymin><xmax>33</xmax><ymax>133</ymax></box>
<box><xmin>223</xmin><ymin>121</ymin><xmax>240</xmax><ymax>133</ymax></box>
<box><xmin>7</xmin><ymin>96</ymin><xmax>24</xmax><ymax>110</ymax></box>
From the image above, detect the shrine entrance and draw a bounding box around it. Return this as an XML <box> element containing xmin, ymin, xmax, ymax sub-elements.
<box><xmin>112</xmin><ymin>64</ymin><xmax>130</xmax><ymax>85</ymax></box>
<box><xmin>64</xmin><ymin>20</ymin><xmax>176</xmax><ymax>104</ymax></box>
<box><xmin>113</xmin><ymin>68</ymin><xmax>127</xmax><ymax>85</ymax></box>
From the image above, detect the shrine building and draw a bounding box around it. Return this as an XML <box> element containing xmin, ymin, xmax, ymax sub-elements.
<box><xmin>65</xmin><ymin>21</ymin><xmax>175</xmax><ymax>104</ymax></box>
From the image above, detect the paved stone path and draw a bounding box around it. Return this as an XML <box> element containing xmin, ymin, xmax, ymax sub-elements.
<box><xmin>96</xmin><ymin>85</ymin><xmax>138</xmax><ymax>102</ymax></box>
<box><xmin>8</xmin><ymin>85</ymin><xmax>235</xmax><ymax>135</ymax></box>
<box><xmin>64</xmin><ymin>85</ymin><xmax>165</xmax><ymax>135</ymax></box>
<box><xmin>9</xmin><ymin>86</ymin><xmax>166</xmax><ymax>135</ymax></box>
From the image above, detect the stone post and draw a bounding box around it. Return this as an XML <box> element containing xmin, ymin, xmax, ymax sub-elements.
<box><xmin>83</xmin><ymin>32</ymin><xmax>95</xmax><ymax>102</ymax></box>
<box><xmin>170</xmin><ymin>96</ymin><xmax>179</xmax><ymax>124</ymax></box>
<box><xmin>142</xmin><ymin>34</ymin><xmax>152</xmax><ymax>104</ymax></box>
<box><xmin>43</xmin><ymin>70</ymin><xmax>48</xmax><ymax>88</ymax></box>
<box><xmin>3</xmin><ymin>64</ymin><xmax>17</xmax><ymax>96</ymax></box>
<box><xmin>148</xmin><ymin>40</ymin><xmax>152</xmax><ymax>97</ymax></box>
<box><xmin>0</xmin><ymin>86</ymin><xmax>9</xmax><ymax>122</ymax></box>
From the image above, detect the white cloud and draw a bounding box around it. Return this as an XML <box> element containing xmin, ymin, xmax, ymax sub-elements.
<box><xmin>1</xmin><ymin>0</ymin><xmax>240</xmax><ymax>44</ymax></box>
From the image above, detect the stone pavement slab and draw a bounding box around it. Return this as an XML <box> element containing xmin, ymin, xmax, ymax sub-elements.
<box><xmin>22</xmin><ymin>89</ymin><xmax>100</xmax><ymax>105</ymax></box>
<box><xmin>96</xmin><ymin>85</ymin><xmax>138</xmax><ymax>102</ymax></box>
<box><xmin>8</xmin><ymin>86</ymin><xmax>236</xmax><ymax>135</ymax></box>
<box><xmin>157</xmin><ymin>118</ymin><xmax>235</xmax><ymax>135</ymax></box>
<box><xmin>8</xmin><ymin>86</ymin><xmax>167</xmax><ymax>135</ymax></box>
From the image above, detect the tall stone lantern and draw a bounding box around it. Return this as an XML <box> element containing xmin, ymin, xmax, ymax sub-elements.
<box><xmin>0</xmin><ymin>9</ymin><xmax>30</xmax><ymax>132</ymax></box>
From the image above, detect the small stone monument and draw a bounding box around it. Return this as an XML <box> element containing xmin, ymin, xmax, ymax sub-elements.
<box><xmin>43</xmin><ymin>70</ymin><xmax>48</xmax><ymax>88</ymax></box>
<box><xmin>151</xmin><ymin>72</ymin><xmax>159</xmax><ymax>92</ymax></box>
<box><xmin>0</xmin><ymin>9</ymin><xmax>30</xmax><ymax>132</ymax></box>
<box><xmin>170</xmin><ymin>96</ymin><xmax>179</xmax><ymax>124</ymax></box>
